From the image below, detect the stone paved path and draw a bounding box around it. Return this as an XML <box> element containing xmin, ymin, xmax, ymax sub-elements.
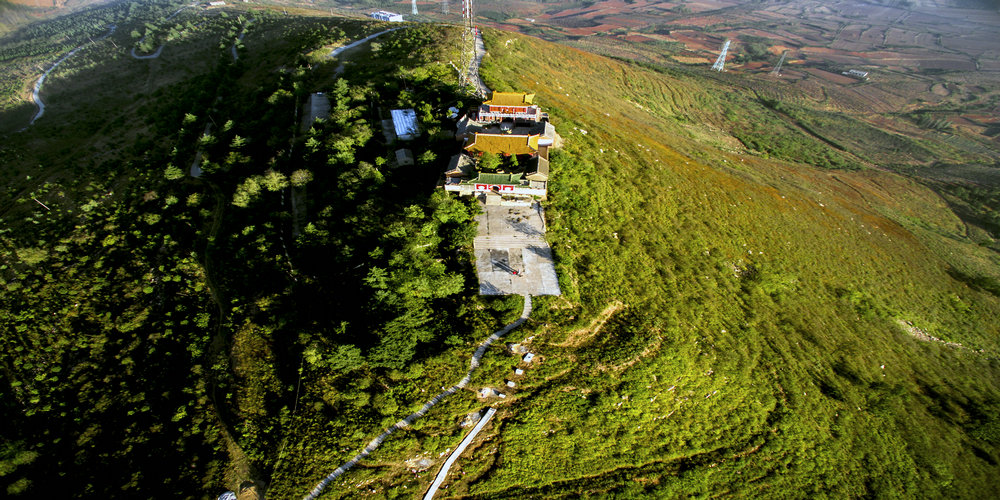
<box><xmin>303</xmin><ymin>295</ymin><xmax>532</xmax><ymax>500</ymax></box>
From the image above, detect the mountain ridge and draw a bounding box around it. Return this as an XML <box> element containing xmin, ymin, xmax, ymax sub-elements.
<box><xmin>1</xmin><ymin>3</ymin><xmax>999</xmax><ymax>497</ymax></box>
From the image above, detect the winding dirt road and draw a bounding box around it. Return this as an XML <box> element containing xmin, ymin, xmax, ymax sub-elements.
<box><xmin>22</xmin><ymin>24</ymin><xmax>116</xmax><ymax>129</ymax></box>
<box><xmin>130</xmin><ymin>43</ymin><xmax>165</xmax><ymax>60</ymax></box>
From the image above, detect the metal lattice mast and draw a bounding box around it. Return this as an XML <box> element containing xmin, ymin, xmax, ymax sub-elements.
<box><xmin>458</xmin><ymin>0</ymin><xmax>474</xmax><ymax>87</ymax></box>
<box><xmin>463</xmin><ymin>0</ymin><xmax>474</xmax><ymax>32</ymax></box>
<box><xmin>770</xmin><ymin>50</ymin><xmax>788</xmax><ymax>76</ymax></box>
<box><xmin>711</xmin><ymin>39</ymin><xmax>730</xmax><ymax>72</ymax></box>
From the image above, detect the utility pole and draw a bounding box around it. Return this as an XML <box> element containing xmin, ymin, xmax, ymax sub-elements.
<box><xmin>770</xmin><ymin>50</ymin><xmax>788</xmax><ymax>76</ymax></box>
<box><xmin>712</xmin><ymin>39</ymin><xmax>730</xmax><ymax>72</ymax></box>
<box><xmin>459</xmin><ymin>0</ymin><xmax>474</xmax><ymax>87</ymax></box>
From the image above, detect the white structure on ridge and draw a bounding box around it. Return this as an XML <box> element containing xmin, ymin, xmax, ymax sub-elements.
<box><xmin>370</xmin><ymin>10</ymin><xmax>404</xmax><ymax>22</ymax></box>
<box><xmin>712</xmin><ymin>39</ymin><xmax>730</xmax><ymax>72</ymax></box>
<box><xmin>842</xmin><ymin>69</ymin><xmax>869</xmax><ymax>80</ymax></box>
<box><xmin>412</xmin><ymin>0</ymin><xmax>418</xmax><ymax>15</ymax></box>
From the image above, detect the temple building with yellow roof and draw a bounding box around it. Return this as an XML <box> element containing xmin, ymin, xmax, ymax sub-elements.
<box><xmin>443</xmin><ymin>91</ymin><xmax>560</xmax><ymax>203</ymax></box>
<box><xmin>477</xmin><ymin>92</ymin><xmax>547</xmax><ymax>123</ymax></box>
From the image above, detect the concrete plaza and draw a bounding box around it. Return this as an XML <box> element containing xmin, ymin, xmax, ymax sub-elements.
<box><xmin>473</xmin><ymin>203</ymin><xmax>561</xmax><ymax>296</ymax></box>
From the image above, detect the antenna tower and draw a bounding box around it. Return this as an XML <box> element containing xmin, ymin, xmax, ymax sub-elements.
<box><xmin>442</xmin><ymin>0</ymin><xmax>449</xmax><ymax>14</ymax></box>
<box><xmin>463</xmin><ymin>0</ymin><xmax>474</xmax><ymax>32</ymax></box>
<box><xmin>770</xmin><ymin>50</ymin><xmax>788</xmax><ymax>76</ymax></box>
<box><xmin>458</xmin><ymin>0</ymin><xmax>474</xmax><ymax>87</ymax></box>
<box><xmin>711</xmin><ymin>39</ymin><xmax>730</xmax><ymax>72</ymax></box>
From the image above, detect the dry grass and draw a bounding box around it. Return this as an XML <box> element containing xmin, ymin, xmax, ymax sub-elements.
<box><xmin>552</xmin><ymin>300</ymin><xmax>624</xmax><ymax>347</ymax></box>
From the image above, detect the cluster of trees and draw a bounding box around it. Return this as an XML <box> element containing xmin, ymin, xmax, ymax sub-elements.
<box><xmin>150</xmin><ymin>20</ymin><xmax>521</xmax><ymax>495</ymax></box>
<box><xmin>0</xmin><ymin>170</ymin><xmax>226</xmax><ymax>496</ymax></box>
<box><xmin>1</xmin><ymin>7</ymin><xmax>496</xmax><ymax>496</ymax></box>
<box><xmin>732</xmin><ymin>35</ymin><xmax>773</xmax><ymax>63</ymax></box>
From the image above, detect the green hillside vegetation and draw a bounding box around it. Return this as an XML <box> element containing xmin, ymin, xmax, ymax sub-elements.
<box><xmin>2</xmin><ymin>2</ymin><xmax>1000</xmax><ymax>498</ymax></box>
<box><xmin>421</xmin><ymin>30</ymin><xmax>1000</xmax><ymax>498</ymax></box>
<box><xmin>1</xmin><ymin>4</ymin><xmax>517</xmax><ymax>496</ymax></box>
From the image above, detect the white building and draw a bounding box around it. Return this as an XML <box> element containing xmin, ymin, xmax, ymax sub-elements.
<box><xmin>390</xmin><ymin>109</ymin><xmax>420</xmax><ymax>141</ymax></box>
<box><xmin>370</xmin><ymin>11</ymin><xmax>404</xmax><ymax>22</ymax></box>
<box><xmin>842</xmin><ymin>69</ymin><xmax>869</xmax><ymax>80</ymax></box>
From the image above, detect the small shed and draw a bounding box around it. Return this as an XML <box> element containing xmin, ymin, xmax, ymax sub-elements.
<box><xmin>523</xmin><ymin>353</ymin><xmax>535</xmax><ymax>363</ymax></box>
<box><xmin>506</xmin><ymin>380</ymin><xmax>516</xmax><ymax>388</ymax></box>
<box><xmin>538</xmin><ymin>122</ymin><xmax>557</xmax><ymax>146</ymax></box>
<box><xmin>391</xmin><ymin>109</ymin><xmax>420</xmax><ymax>141</ymax></box>
<box><xmin>395</xmin><ymin>148</ymin><xmax>414</xmax><ymax>166</ymax></box>
<box><xmin>515</xmin><ymin>368</ymin><xmax>524</xmax><ymax>375</ymax></box>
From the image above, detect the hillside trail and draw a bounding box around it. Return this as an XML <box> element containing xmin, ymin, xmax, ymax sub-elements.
<box><xmin>328</xmin><ymin>28</ymin><xmax>401</xmax><ymax>59</ymax></box>
<box><xmin>130</xmin><ymin>43</ymin><xmax>164</xmax><ymax>60</ymax></box>
<box><xmin>303</xmin><ymin>295</ymin><xmax>532</xmax><ymax>500</ymax></box>
<box><xmin>554</xmin><ymin>301</ymin><xmax>624</xmax><ymax>347</ymax></box>
<box><xmin>231</xmin><ymin>18</ymin><xmax>255</xmax><ymax>61</ymax></box>
<box><xmin>328</xmin><ymin>28</ymin><xmax>402</xmax><ymax>76</ymax></box>
<box><xmin>20</xmin><ymin>24</ymin><xmax>116</xmax><ymax>130</ymax></box>
<box><xmin>198</xmin><ymin>173</ymin><xmax>257</xmax><ymax>490</ymax></box>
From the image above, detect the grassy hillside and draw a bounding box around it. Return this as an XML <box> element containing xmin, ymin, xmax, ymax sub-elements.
<box><xmin>399</xmin><ymin>29</ymin><xmax>1000</xmax><ymax>498</ymax></box>
<box><xmin>2</xmin><ymin>3</ymin><xmax>1000</xmax><ymax>499</ymax></box>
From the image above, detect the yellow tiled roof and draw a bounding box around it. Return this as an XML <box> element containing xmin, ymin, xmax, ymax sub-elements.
<box><xmin>484</xmin><ymin>92</ymin><xmax>535</xmax><ymax>106</ymax></box>
<box><xmin>465</xmin><ymin>133</ymin><xmax>537</xmax><ymax>156</ymax></box>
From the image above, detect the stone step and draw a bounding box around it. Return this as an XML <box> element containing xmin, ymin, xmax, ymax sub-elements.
<box><xmin>474</xmin><ymin>236</ymin><xmax>548</xmax><ymax>249</ymax></box>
